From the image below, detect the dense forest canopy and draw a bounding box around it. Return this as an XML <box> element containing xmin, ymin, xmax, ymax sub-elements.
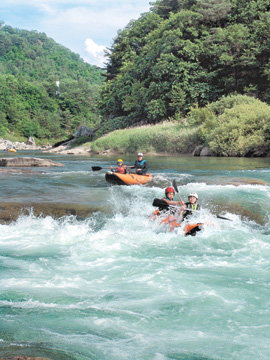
<box><xmin>100</xmin><ymin>0</ymin><xmax>270</xmax><ymax>127</ymax></box>
<box><xmin>0</xmin><ymin>23</ymin><xmax>104</xmax><ymax>140</ymax></box>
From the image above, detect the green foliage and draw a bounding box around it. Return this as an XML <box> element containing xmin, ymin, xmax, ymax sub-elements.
<box><xmin>0</xmin><ymin>26</ymin><xmax>103</xmax><ymax>83</ymax></box>
<box><xmin>207</xmin><ymin>94</ymin><xmax>258</xmax><ymax>115</ymax></box>
<box><xmin>209</xmin><ymin>102</ymin><xmax>270</xmax><ymax>156</ymax></box>
<box><xmin>188</xmin><ymin>104</ymin><xmax>216</xmax><ymax>126</ymax></box>
<box><xmin>187</xmin><ymin>95</ymin><xmax>270</xmax><ymax>156</ymax></box>
<box><xmin>0</xmin><ymin>24</ymin><xmax>104</xmax><ymax>140</ymax></box>
<box><xmin>99</xmin><ymin>0</ymin><xmax>269</xmax><ymax>128</ymax></box>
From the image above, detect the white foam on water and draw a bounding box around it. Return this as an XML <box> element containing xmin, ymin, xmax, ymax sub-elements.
<box><xmin>0</xmin><ymin>183</ymin><xmax>270</xmax><ymax>360</ymax></box>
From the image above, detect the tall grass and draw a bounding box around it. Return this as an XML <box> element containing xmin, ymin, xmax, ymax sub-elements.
<box><xmin>90</xmin><ymin>121</ymin><xmax>199</xmax><ymax>154</ymax></box>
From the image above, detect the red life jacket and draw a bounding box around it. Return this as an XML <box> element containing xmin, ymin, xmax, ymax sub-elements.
<box><xmin>116</xmin><ymin>166</ymin><xmax>126</xmax><ymax>174</ymax></box>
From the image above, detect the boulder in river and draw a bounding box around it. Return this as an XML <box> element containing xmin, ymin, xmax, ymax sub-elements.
<box><xmin>0</xmin><ymin>157</ymin><xmax>64</xmax><ymax>167</ymax></box>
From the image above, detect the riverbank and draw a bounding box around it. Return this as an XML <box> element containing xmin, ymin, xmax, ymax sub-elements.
<box><xmin>44</xmin><ymin>121</ymin><xmax>270</xmax><ymax>158</ymax></box>
<box><xmin>44</xmin><ymin>121</ymin><xmax>201</xmax><ymax>157</ymax></box>
<box><xmin>0</xmin><ymin>138</ymin><xmax>49</xmax><ymax>151</ymax></box>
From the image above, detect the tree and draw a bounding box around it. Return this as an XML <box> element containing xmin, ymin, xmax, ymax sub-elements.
<box><xmin>99</xmin><ymin>0</ymin><xmax>269</xmax><ymax>128</ymax></box>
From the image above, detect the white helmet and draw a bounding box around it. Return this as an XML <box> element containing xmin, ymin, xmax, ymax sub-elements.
<box><xmin>137</xmin><ymin>152</ymin><xmax>143</xmax><ymax>156</ymax></box>
<box><xmin>188</xmin><ymin>192</ymin><xmax>198</xmax><ymax>199</ymax></box>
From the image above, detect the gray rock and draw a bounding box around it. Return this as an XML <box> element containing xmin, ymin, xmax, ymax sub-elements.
<box><xmin>27</xmin><ymin>137</ymin><xmax>36</xmax><ymax>146</ymax></box>
<box><xmin>73</xmin><ymin>126</ymin><xmax>95</xmax><ymax>139</ymax></box>
<box><xmin>0</xmin><ymin>140</ymin><xmax>13</xmax><ymax>150</ymax></box>
<box><xmin>193</xmin><ymin>145</ymin><xmax>204</xmax><ymax>156</ymax></box>
<box><xmin>0</xmin><ymin>157</ymin><xmax>64</xmax><ymax>167</ymax></box>
<box><xmin>200</xmin><ymin>146</ymin><xmax>214</xmax><ymax>156</ymax></box>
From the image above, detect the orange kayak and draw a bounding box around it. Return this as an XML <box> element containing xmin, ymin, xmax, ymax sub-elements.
<box><xmin>151</xmin><ymin>210</ymin><xmax>203</xmax><ymax>235</ymax></box>
<box><xmin>160</xmin><ymin>214</ymin><xmax>182</xmax><ymax>232</ymax></box>
<box><xmin>105</xmin><ymin>171</ymin><xmax>153</xmax><ymax>185</ymax></box>
<box><xmin>183</xmin><ymin>223</ymin><xmax>203</xmax><ymax>236</ymax></box>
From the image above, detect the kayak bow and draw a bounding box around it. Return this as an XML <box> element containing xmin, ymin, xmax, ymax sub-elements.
<box><xmin>105</xmin><ymin>171</ymin><xmax>153</xmax><ymax>185</ymax></box>
<box><xmin>150</xmin><ymin>210</ymin><xmax>203</xmax><ymax>236</ymax></box>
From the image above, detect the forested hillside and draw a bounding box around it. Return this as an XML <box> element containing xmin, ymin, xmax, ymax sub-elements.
<box><xmin>0</xmin><ymin>23</ymin><xmax>104</xmax><ymax>140</ymax></box>
<box><xmin>100</xmin><ymin>0</ymin><xmax>270</xmax><ymax>129</ymax></box>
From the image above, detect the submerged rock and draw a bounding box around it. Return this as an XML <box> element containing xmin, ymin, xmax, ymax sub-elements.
<box><xmin>0</xmin><ymin>357</ymin><xmax>52</xmax><ymax>360</ymax></box>
<box><xmin>0</xmin><ymin>202</ymin><xmax>103</xmax><ymax>223</ymax></box>
<box><xmin>207</xmin><ymin>177</ymin><xmax>269</xmax><ymax>186</ymax></box>
<box><xmin>0</xmin><ymin>157</ymin><xmax>64</xmax><ymax>167</ymax></box>
<box><xmin>212</xmin><ymin>201</ymin><xmax>267</xmax><ymax>225</ymax></box>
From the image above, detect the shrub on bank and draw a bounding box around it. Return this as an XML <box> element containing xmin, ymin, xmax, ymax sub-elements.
<box><xmin>208</xmin><ymin>102</ymin><xmax>270</xmax><ymax>156</ymax></box>
<box><xmin>188</xmin><ymin>95</ymin><xmax>270</xmax><ymax>156</ymax></box>
<box><xmin>90</xmin><ymin>122</ymin><xmax>199</xmax><ymax>154</ymax></box>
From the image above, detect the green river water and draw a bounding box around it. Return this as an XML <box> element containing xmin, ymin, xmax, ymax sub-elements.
<box><xmin>0</xmin><ymin>152</ymin><xmax>269</xmax><ymax>360</ymax></box>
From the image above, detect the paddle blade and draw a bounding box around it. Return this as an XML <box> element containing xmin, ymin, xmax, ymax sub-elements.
<box><xmin>92</xmin><ymin>166</ymin><xmax>102</xmax><ymax>171</ymax></box>
<box><xmin>172</xmin><ymin>179</ymin><xmax>179</xmax><ymax>193</ymax></box>
<box><xmin>217</xmin><ymin>215</ymin><xmax>232</xmax><ymax>221</ymax></box>
<box><xmin>152</xmin><ymin>198</ymin><xmax>169</xmax><ymax>208</ymax></box>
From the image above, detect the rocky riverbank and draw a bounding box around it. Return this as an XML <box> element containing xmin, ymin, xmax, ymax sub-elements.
<box><xmin>46</xmin><ymin>143</ymin><xmax>91</xmax><ymax>155</ymax></box>
<box><xmin>0</xmin><ymin>137</ymin><xmax>50</xmax><ymax>151</ymax></box>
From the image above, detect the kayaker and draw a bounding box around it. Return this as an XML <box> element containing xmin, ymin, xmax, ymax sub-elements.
<box><xmin>110</xmin><ymin>159</ymin><xmax>127</xmax><ymax>174</ymax></box>
<box><xmin>182</xmin><ymin>192</ymin><xmax>200</xmax><ymax>220</ymax></box>
<box><xmin>153</xmin><ymin>187</ymin><xmax>183</xmax><ymax>215</ymax></box>
<box><xmin>134</xmin><ymin>153</ymin><xmax>148</xmax><ymax>175</ymax></box>
<box><xmin>162</xmin><ymin>187</ymin><xmax>184</xmax><ymax>207</ymax></box>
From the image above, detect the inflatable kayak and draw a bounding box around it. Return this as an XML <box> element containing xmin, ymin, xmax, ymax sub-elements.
<box><xmin>151</xmin><ymin>210</ymin><xmax>203</xmax><ymax>236</ymax></box>
<box><xmin>183</xmin><ymin>223</ymin><xmax>203</xmax><ymax>236</ymax></box>
<box><xmin>7</xmin><ymin>149</ymin><xmax>17</xmax><ymax>152</ymax></box>
<box><xmin>105</xmin><ymin>171</ymin><xmax>153</xmax><ymax>185</ymax></box>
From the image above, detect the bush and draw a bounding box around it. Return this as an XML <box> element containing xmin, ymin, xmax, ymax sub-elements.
<box><xmin>208</xmin><ymin>101</ymin><xmax>270</xmax><ymax>156</ymax></box>
<box><xmin>208</xmin><ymin>94</ymin><xmax>258</xmax><ymax>115</ymax></box>
<box><xmin>186</xmin><ymin>95</ymin><xmax>270</xmax><ymax>156</ymax></box>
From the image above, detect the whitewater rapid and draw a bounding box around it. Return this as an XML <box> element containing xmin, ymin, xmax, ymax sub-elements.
<box><xmin>1</xmin><ymin>174</ymin><xmax>270</xmax><ymax>360</ymax></box>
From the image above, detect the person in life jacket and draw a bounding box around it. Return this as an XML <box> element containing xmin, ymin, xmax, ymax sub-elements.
<box><xmin>152</xmin><ymin>187</ymin><xmax>184</xmax><ymax>230</ymax></box>
<box><xmin>162</xmin><ymin>187</ymin><xmax>184</xmax><ymax>207</ymax></box>
<box><xmin>110</xmin><ymin>159</ymin><xmax>127</xmax><ymax>174</ymax></box>
<box><xmin>182</xmin><ymin>192</ymin><xmax>200</xmax><ymax>220</ymax></box>
<box><xmin>155</xmin><ymin>187</ymin><xmax>184</xmax><ymax>215</ymax></box>
<box><xmin>134</xmin><ymin>153</ymin><xmax>148</xmax><ymax>175</ymax></box>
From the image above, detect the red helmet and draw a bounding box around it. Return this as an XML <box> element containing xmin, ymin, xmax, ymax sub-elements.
<box><xmin>165</xmin><ymin>187</ymin><xmax>175</xmax><ymax>194</ymax></box>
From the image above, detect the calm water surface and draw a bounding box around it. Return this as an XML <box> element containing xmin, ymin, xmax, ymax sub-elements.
<box><xmin>0</xmin><ymin>151</ymin><xmax>269</xmax><ymax>360</ymax></box>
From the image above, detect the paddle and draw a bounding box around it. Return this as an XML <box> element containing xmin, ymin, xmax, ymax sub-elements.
<box><xmin>91</xmin><ymin>165</ymin><xmax>135</xmax><ymax>171</ymax></box>
<box><xmin>216</xmin><ymin>214</ymin><xmax>232</xmax><ymax>221</ymax></box>
<box><xmin>172</xmin><ymin>179</ymin><xmax>184</xmax><ymax>203</ymax></box>
<box><xmin>92</xmin><ymin>166</ymin><xmax>104</xmax><ymax>171</ymax></box>
<box><xmin>152</xmin><ymin>198</ymin><xmax>175</xmax><ymax>209</ymax></box>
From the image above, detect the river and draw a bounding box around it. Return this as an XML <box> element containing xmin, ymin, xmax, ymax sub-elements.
<box><xmin>0</xmin><ymin>152</ymin><xmax>269</xmax><ymax>360</ymax></box>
